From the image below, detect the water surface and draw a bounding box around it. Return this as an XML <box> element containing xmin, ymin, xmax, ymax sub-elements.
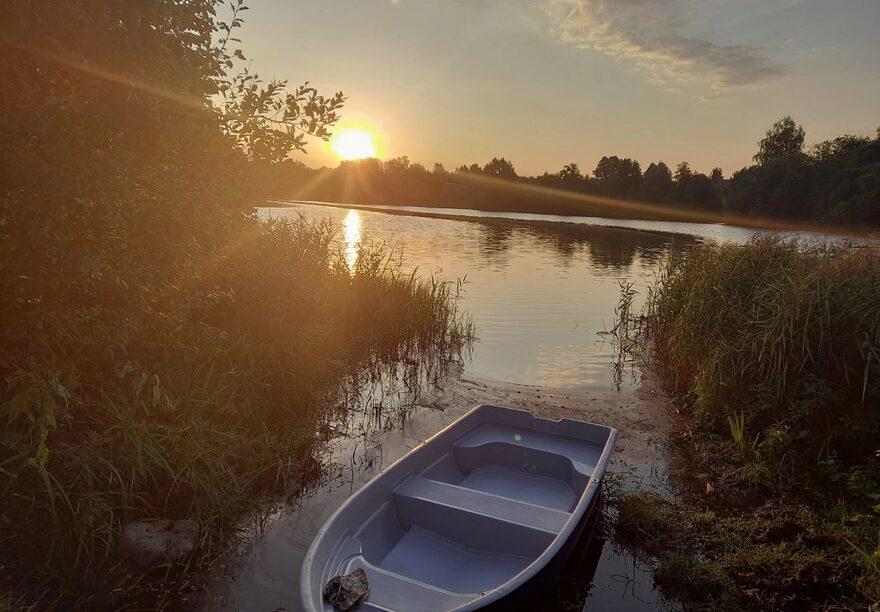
<box><xmin>264</xmin><ymin>203</ymin><xmax>705</xmax><ymax>391</ymax></box>
<box><xmin>205</xmin><ymin>203</ymin><xmax>843</xmax><ymax>611</ymax></box>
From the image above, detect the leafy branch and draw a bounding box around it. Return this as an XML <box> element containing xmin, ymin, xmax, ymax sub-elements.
<box><xmin>212</xmin><ymin>0</ymin><xmax>345</xmax><ymax>162</ymax></box>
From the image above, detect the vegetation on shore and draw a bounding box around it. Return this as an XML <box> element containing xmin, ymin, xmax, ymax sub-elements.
<box><xmin>270</xmin><ymin>120</ymin><xmax>880</xmax><ymax>228</ymax></box>
<box><xmin>0</xmin><ymin>2</ymin><xmax>471</xmax><ymax>607</ymax></box>
<box><xmin>615</xmin><ymin>238</ymin><xmax>880</xmax><ymax>609</ymax></box>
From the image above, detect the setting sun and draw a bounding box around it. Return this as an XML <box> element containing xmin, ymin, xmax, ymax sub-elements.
<box><xmin>331</xmin><ymin>128</ymin><xmax>378</xmax><ymax>160</ymax></box>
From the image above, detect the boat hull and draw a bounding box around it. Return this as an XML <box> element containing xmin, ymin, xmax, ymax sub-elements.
<box><xmin>301</xmin><ymin>404</ymin><xmax>618</xmax><ymax>611</ymax></box>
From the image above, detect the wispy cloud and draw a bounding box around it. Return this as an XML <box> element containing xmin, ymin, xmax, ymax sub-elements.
<box><xmin>545</xmin><ymin>0</ymin><xmax>786</xmax><ymax>94</ymax></box>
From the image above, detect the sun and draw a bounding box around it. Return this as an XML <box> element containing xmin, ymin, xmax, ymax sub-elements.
<box><xmin>331</xmin><ymin>128</ymin><xmax>378</xmax><ymax>161</ymax></box>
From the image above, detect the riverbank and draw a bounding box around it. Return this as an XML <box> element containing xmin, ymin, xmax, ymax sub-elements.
<box><xmin>620</xmin><ymin>237</ymin><xmax>880</xmax><ymax>610</ymax></box>
<box><xmin>0</xmin><ymin>219</ymin><xmax>473</xmax><ymax>609</ymax></box>
<box><xmin>195</xmin><ymin>365</ymin><xmax>680</xmax><ymax>611</ymax></box>
<box><xmin>271</xmin><ymin>199</ymin><xmax>873</xmax><ymax>244</ymax></box>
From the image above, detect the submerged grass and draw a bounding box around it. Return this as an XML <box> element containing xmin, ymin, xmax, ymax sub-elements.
<box><xmin>0</xmin><ymin>217</ymin><xmax>473</xmax><ymax>608</ymax></box>
<box><xmin>613</xmin><ymin>236</ymin><xmax>880</xmax><ymax>609</ymax></box>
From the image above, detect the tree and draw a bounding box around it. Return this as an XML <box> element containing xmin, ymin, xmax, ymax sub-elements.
<box><xmin>710</xmin><ymin>167</ymin><xmax>724</xmax><ymax>185</ymax></box>
<box><xmin>674</xmin><ymin>162</ymin><xmax>693</xmax><ymax>182</ymax></box>
<box><xmin>383</xmin><ymin>156</ymin><xmax>411</xmax><ymax>174</ymax></box>
<box><xmin>754</xmin><ymin>116</ymin><xmax>805</xmax><ymax>165</ymax></box>
<box><xmin>557</xmin><ymin>163</ymin><xmax>584</xmax><ymax>190</ymax></box>
<box><xmin>0</xmin><ymin>0</ymin><xmax>350</xmax><ymax>603</ymax></box>
<box><xmin>482</xmin><ymin>157</ymin><xmax>517</xmax><ymax>180</ymax></box>
<box><xmin>810</xmin><ymin>135</ymin><xmax>872</xmax><ymax>161</ymax></box>
<box><xmin>642</xmin><ymin>162</ymin><xmax>674</xmax><ymax>202</ymax></box>
<box><xmin>676</xmin><ymin>172</ymin><xmax>721</xmax><ymax>210</ymax></box>
<box><xmin>433</xmin><ymin>162</ymin><xmax>447</xmax><ymax>175</ymax></box>
<box><xmin>593</xmin><ymin>156</ymin><xmax>642</xmax><ymax>196</ymax></box>
<box><xmin>559</xmin><ymin>163</ymin><xmax>582</xmax><ymax>181</ymax></box>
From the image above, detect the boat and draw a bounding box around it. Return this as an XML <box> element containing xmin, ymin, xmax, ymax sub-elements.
<box><xmin>301</xmin><ymin>404</ymin><xmax>618</xmax><ymax>611</ymax></box>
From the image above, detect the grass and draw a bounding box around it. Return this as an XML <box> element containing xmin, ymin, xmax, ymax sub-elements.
<box><xmin>611</xmin><ymin>236</ymin><xmax>880</xmax><ymax>609</ymax></box>
<box><xmin>615</xmin><ymin>492</ymin><xmax>670</xmax><ymax>543</ymax></box>
<box><xmin>646</xmin><ymin>236</ymin><xmax>880</xmax><ymax>467</ymax></box>
<box><xmin>654</xmin><ymin>553</ymin><xmax>736</xmax><ymax>606</ymax></box>
<box><xmin>0</xmin><ymin>217</ymin><xmax>473</xmax><ymax>608</ymax></box>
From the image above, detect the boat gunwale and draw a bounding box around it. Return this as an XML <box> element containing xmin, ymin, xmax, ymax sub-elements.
<box><xmin>299</xmin><ymin>404</ymin><xmax>618</xmax><ymax>611</ymax></box>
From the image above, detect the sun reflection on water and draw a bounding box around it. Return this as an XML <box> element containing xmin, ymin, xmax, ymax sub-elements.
<box><xmin>343</xmin><ymin>210</ymin><xmax>361</xmax><ymax>272</ymax></box>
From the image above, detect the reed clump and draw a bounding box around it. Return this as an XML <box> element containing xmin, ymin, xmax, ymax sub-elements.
<box><xmin>647</xmin><ymin>236</ymin><xmax>880</xmax><ymax>476</ymax></box>
<box><xmin>0</xmin><ymin>217</ymin><xmax>473</xmax><ymax>608</ymax></box>
<box><xmin>636</xmin><ymin>236</ymin><xmax>880</xmax><ymax>608</ymax></box>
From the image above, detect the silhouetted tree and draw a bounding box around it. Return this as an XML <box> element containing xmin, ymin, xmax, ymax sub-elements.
<box><xmin>559</xmin><ymin>163</ymin><xmax>582</xmax><ymax>181</ymax></box>
<box><xmin>482</xmin><ymin>157</ymin><xmax>517</xmax><ymax>180</ymax></box>
<box><xmin>674</xmin><ymin>162</ymin><xmax>693</xmax><ymax>182</ymax></box>
<box><xmin>383</xmin><ymin>156</ymin><xmax>411</xmax><ymax>173</ymax></box>
<box><xmin>277</xmin><ymin>125</ymin><xmax>879</xmax><ymax>227</ymax></box>
<box><xmin>810</xmin><ymin>135</ymin><xmax>872</xmax><ymax>161</ymax></box>
<box><xmin>676</xmin><ymin>172</ymin><xmax>721</xmax><ymax>210</ymax></box>
<box><xmin>754</xmin><ymin>116</ymin><xmax>805</xmax><ymax>165</ymax></box>
<box><xmin>593</xmin><ymin>156</ymin><xmax>641</xmax><ymax>196</ymax></box>
<box><xmin>642</xmin><ymin>162</ymin><xmax>674</xmax><ymax>202</ymax></box>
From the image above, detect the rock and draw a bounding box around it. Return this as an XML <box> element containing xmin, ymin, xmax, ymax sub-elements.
<box><xmin>323</xmin><ymin>568</ymin><xmax>369</xmax><ymax>611</ymax></box>
<box><xmin>118</xmin><ymin>519</ymin><xmax>200</xmax><ymax>568</ymax></box>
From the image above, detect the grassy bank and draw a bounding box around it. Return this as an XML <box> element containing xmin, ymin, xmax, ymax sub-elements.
<box><xmin>619</xmin><ymin>237</ymin><xmax>879</xmax><ymax>609</ymax></box>
<box><xmin>1</xmin><ymin>217</ymin><xmax>472</xmax><ymax>608</ymax></box>
<box><xmin>1</xmin><ymin>2</ymin><xmax>476</xmax><ymax>606</ymax></box>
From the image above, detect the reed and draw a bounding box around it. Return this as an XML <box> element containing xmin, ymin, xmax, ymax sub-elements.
<box><xmin>0</xmin><ymin>217</ymin><xmax>473</xmax><ymax>607</ymax></box>
<box><xmin>646</xmin><ymin>236</ymin><xmax>880</xmax><ymax>471</ymax></box>
<box><xmin>634</xmin><ymin>236</ymin><xmax>880</xmax><ymax>605</ymax></box>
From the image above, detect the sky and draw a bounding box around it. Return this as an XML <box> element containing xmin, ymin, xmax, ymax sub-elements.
<box><xmin>243</xmin><ymin>0</ymin><xmax>879</xmax><ymax>176</ymax></box>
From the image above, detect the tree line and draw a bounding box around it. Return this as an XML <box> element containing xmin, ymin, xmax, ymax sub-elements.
<box><xmin>273</xmin><ymin>117</ymin><xmax>880</xmax><ymax>227</ymax></box>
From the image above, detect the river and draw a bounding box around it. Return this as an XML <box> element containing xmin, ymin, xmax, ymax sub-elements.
<box><xmin>197</xmin><ymin>202</ymin><xmax>846</xmax><ymax>611</ymax></box>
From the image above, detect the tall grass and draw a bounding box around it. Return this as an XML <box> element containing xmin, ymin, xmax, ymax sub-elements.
<box><xmin>639</xmin><ymin>236</ymin><xmax>880</xmax><ymax>605</ymax></box>
<box><xmin>0</xmin><ymin>217</ymin><xmax>473</xmax><ymax>607</ymax></box>
<box><xmin>646</xmin><ymin>236</ymin><xmax>880</xmax><ymax>469</ymax></box>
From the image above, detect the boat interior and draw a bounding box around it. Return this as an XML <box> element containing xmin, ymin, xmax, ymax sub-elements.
<box><xmin>323</xmin><ymin>419</ymin><xmax>607</xmax><ymax>611</ymax></box>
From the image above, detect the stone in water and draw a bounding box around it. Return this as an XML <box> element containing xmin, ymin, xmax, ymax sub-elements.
<box><xmin>118</xmin><ymin>519</ymin><xmax>199</xmax><ymax>568</ymax></box>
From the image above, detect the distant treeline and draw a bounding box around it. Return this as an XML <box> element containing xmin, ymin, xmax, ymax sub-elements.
<box><xmin>270</xmin><ymin>117</ymin><xmax>880</xmax><ymax>228</ymax></box>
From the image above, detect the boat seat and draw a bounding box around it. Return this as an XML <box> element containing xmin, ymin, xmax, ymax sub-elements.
<box><xmin>394</xmin><ymin>476</ymin><xmax>570</xmax><ymax>534</ymax></box>
<box><xmin>344</xmin><ymin>556</ymin><xmax>477</xmax><ymax>609</ymax></box>
<box><xmin>453</xmin><ymin>423</ymin><xmax>602</xmax><ymax>475</ymax></box>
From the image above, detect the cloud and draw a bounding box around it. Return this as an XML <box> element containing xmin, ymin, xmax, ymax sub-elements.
<box><xmin>545</xmin><ymin>0</ymin><xmax>785</xmax><ymax>93</ymax></box>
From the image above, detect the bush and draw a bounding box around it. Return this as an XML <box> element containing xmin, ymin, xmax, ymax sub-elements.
<box><xmin>0</xmin><ymin>1</ymin><xmax>471</xmax><ymax>606</ymax></box>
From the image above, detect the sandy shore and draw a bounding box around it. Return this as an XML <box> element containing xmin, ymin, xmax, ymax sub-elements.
<box><xmin>195</xmin><ymin>370</ymin><xmax>678</xmax><ymax>610</ymax></box>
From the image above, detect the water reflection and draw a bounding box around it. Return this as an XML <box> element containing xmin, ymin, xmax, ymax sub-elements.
<box><xmin>265</xmin><ymin>203</ymin><xmax>704</xmax><ymax>391</ymax></box>
<box><xmin>203</xmin><ymin>203</ymin><xmax>713</xmax><ymax>612</ymax></box>
<box><xmin>343</xmin><ymin>209</ymin><xmax>361</xmax><ymax>271</ymax></box>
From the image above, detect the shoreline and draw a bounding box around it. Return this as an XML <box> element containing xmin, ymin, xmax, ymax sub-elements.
<box><xmin>194</xmin><ymin>369</ymin><xmax>680</xmax><ymax>610</ymax></box>
<box><xmin>266</xmin><ymin>199</ymin><xmax>875</xmax><ymax>243</ymax></box>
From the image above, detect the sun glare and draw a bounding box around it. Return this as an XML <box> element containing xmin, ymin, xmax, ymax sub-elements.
<box><xmin>342</xmin><ymin>209</ymin><xmax>361</xmax><ymax>271</ymax></box>
<box><xmin>331</xmin><ymin>128</ymin><xmax>378</xmax><ymax>161</ymax></box>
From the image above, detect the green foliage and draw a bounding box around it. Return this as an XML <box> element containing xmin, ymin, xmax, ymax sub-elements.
<box><xmin>0</xmin><ymin>1</ymin><xmax>472</xmax><ymax>606</ymax></box>
<box><xmin>275</xmin><ymin>116</ymin><xmax>879</xmax><ymax>227</ymax></box>
<box><xmin>647</xmin><ymin>238</ymin><xmax>880</xmax><ymax>477</ymax></box>
<box><xmin>654</xmin><ymin>553</ymin><xmax>736</xmax><ymax>607</ymax></box>
<box><xmin>754</xmin><ymin>115</ymin><xmax>806</xmax><ymax>165</ymax></box>
<box><xmin>727</xmin><ymin>123</ymin><xmax>880</xmax><ymax>225</ymax></box>
<box><xmin>727</xmin><ymin>412</ymin><xmax>751</xmax><ymax>458</ymax></box>
<box><xmin>615</xmin><ymin>492</ymin><xmax>670</xmax><ymax>541</ymax></box>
